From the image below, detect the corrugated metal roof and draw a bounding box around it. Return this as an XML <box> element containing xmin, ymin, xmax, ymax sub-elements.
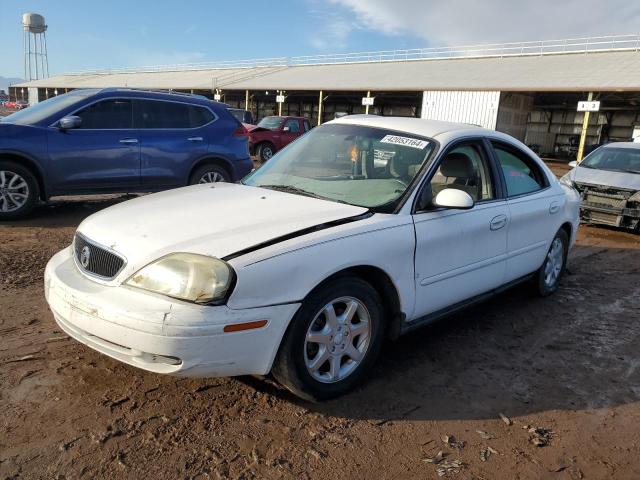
<box><xmin>13</xmin><ymin>50</ymin><xmax>640</xmax><ymax>92</ymax></box>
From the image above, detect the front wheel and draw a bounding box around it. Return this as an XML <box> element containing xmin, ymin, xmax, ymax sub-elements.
<box><xmin>535</xmin><ymin>229</ymin><xmax>569</xmax><ymax>296</ymax></box>
<box><xmin>0</xmin><ymin>161</ymin><xmax>39</xmax><ymax>220</ymax></box>
<box><xmin>272</xmin><ymin>277</ymin><xmax>385</xmax><ymax>401</ymax></box>
<box><xmin>257</xmin><ymin>143</ymin><xmax>276</xmax><ymax>162</ymax></box>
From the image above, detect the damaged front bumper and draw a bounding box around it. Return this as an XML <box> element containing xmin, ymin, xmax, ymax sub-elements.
<box><xmin>44</xmin><ymin>247</ymin><xmax>300</xmax><ymax>377</ymax></box>
<box><xmin>576</xmin><ymin>184</ymin><xmax>640</xmax><ymax>231</ymax></box>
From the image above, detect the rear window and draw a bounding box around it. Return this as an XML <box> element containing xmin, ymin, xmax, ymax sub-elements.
<box><xmin>136</xmin><ymin>100</ymin><xmax>214</xmax><ymax>129</ymax></box>
<box><xmin>492</xmin><ymin>141</ymin><xmax>547</xmax><ymax>196</ymax></box>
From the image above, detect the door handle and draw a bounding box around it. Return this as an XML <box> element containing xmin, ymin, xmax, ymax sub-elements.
<box><xmin>549</xmin><ymin>201</ymin><xmax>560</xmax><ymax>214</ymax></box>
<box><xmin>490</xmin><ymin>214</ymin><xmax>508</xmax><ymax>231</ymax></box>
<box><xmin>187</xmin><ymin>136</ymin><xmax>203</xmax><ymax>142</ymax></box>
<box><xmin>119</xmin><ymin>138</ymin><xmax>138</xmax><ymax>144</ymax></box>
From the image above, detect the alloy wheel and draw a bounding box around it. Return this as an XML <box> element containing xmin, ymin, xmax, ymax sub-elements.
<box><xmin>544</xmin><ymin>237</ymin><xmax>564</xmax><ymax>287</ymax></box>
<box><xmin>198</xmin><ymin>171</ymin><xmax>225</xmax><ymax>183</ymax></box>
<box><xmin>0</xmin><ymin>170</ymin><xmax>29</xmax><ymax>213</ymax></box>
<box><xmin>304</xmin><ymin>296</ymin><xmax>371</xmax><ymax>384</ymax></box>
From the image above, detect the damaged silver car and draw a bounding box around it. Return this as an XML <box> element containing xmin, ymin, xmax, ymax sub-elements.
<box><xmin>560</xmin><ymin>143</ymin><xmax>640</xmax><ymax>232</ymax></box>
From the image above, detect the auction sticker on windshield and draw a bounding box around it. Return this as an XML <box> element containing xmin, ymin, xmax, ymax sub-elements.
<box><xmin>380</xmin><ymin>135</ymin><xmax>429</xmax><ymax>150</ymax></box>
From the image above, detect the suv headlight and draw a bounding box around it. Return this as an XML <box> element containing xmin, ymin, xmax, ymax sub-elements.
<box><xmin>559</xmin><ymin>173</ymin><xmax>574</xmax><ymax>188</ymax></box>
<box><xmin>125</xmin><ymin>253</ymin><xmax>234</xmax><ymax>304</ymax></box>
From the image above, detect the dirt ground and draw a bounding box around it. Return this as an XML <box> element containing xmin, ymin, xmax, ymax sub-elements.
<box><xmin>1</xmin><ymin>163</ymin><xmax>640</xmax><ymax>480</ymax></box>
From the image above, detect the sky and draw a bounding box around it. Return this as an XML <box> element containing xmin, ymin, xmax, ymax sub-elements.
<box><xmin>1</xmin><ymin>0</ymin><xmax>639</xmax><ymax>79</ymax></box>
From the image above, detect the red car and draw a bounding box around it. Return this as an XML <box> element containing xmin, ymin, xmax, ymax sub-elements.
<box><xmin>4</xmin><ymin>100</ymin><xmax>28</xmax><ymax>110</ymax></box>
<box><xmin>247</xmin><ymin>116</ymin><xmax>311</xmax><ymax>162</ymax></box>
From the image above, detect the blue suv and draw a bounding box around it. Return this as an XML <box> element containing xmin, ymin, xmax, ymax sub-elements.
<box><xmin>0</xmin><ymin>88</ymin><xmax>252</xmax><ymax>219</ymax></box>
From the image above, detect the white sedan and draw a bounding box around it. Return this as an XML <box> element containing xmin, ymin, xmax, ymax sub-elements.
<box><xmin>45</xmin><ymin>116</ymin><xmax>580</xmax><ymax>400</ymax></box>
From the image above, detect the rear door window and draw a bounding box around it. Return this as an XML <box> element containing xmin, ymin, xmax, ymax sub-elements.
<box><xmin>76</xmin><ymin>99</ymin><xmax>133</xmax><ymax>129</ymax></box>
<box><xmin>492</xmin><ymin>142</ymin><xmax>547</xmax><ymax>197</ymax></box>
<box><xmin>136</xmin><ymin>100</ymin><xmax>214</xmax><ymax>129</ymax></box>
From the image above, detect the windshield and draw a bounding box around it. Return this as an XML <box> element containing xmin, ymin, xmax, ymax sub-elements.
<box><xmin>257</xmin><ymin>116</ymin><xmax>284</xmax><ymax>130</ymax></box>
<box><xmin>581</xmin><ymin>147</ymin><xmax>640</xmax><ymax>174</ymax></box>
<box><xmin>1</xmin><ymin>89</ymin><xmax>96</xmax><ymax>125</ymax></box>
<box><xmin>243</xmin><ymin>123</ymin><xmax>435</xmax><ymax>210</ymax></box>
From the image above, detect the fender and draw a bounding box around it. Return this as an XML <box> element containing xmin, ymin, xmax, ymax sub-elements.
<box><xmin>0</xmin><ymin>148</ymin><xmax>49</xmax><ymax>199</ymax></box>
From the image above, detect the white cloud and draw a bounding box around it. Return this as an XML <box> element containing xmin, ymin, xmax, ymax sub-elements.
<box><xmin>329</xmin><ymin>0</ymin><xmax>640</xmax><ymax>45</ymax></box>
<box><xmin>306</xmin><ymin>1</ymin><xmax>358</xmax><ymax>50</ymax></box>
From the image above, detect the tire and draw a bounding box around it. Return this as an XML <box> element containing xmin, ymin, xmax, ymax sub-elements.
<box><xmin>272</xmin><ymin>276</ymin><xmax>385</xmax><ymax>401</ymax></box>
<box><xmin>0</xmin><ymin>160</ymin><xmax>39</xmax><ymax>220</ymax></box>
<box><xmin>189</xmin><ymin>164</ymin><xmax>230</xmax><ymax>185</ymax></box>
<box><xmin>534</xmin><ymin>229</ymin><xmax>569</xmax><ymax>296</ymax></box>
<box><xmin>257</xmin><ymin>142</ymin><xmax>276</xmax><ymax>162</ymax></box>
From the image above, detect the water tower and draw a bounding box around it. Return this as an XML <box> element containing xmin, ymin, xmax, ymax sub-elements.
<box><xmin>22</xmin><ymin>13</ymin><xmax>49</xmax><ymax>81</ymax></box>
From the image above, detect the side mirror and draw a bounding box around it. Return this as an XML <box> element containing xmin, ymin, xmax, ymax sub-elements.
<box><xmin>433</xmin><ymin>189</ymin><xmax>475</xmax><ymax>210</ymax></box>
<box><xmin>568</xmin><ymin>160</ymin><xmax>578</xmax><ymax>168</ymax></box>
<box><xmin>58</xmin><ymin>115</ymin><xmax>81</xmax><ymax>130</ymax></box>
<box><xmin>283</xmin><ymin>126</ymin><xmax>290</xmax><ymax>132</ymax></box>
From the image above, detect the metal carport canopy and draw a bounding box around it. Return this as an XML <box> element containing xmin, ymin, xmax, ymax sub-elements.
<box><xmin>13</xmin><ymin>50</ymin><xmax>640</xmax><ymax>92</ymax></box>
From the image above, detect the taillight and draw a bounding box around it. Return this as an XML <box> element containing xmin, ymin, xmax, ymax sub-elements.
<box><xmin>234</xmin><ymin>124</ymin><xmax>249</xmax><ymax>138</ymax></box>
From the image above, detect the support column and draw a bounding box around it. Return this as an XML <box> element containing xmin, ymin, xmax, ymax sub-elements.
<box><xmin>318</xmin><ymin>90</ymin><xmax>324</xmax><ymax>126</ymax></box>
<box><xmin>245</xmin><ymin>90</ymin><xmax>250</xmax><ymax>110</ymax></box>
<box><xmin>577</xmin><ymin>92</ymin><xmax>594</xmax><ymax>162</ymax></box>
<box><xmin>365</xmin><ymin>90</ymin><xmax>371</xmax><ymax>115</ymax></box>
<box><xmin>278</xmin><ymin>90</ymin><xmax>283</xmax><ymax>116</ymax></box>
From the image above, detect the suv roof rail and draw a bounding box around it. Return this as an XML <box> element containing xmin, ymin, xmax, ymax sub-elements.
<box><xmin>99</xmin><ymin>87</ymin><xmax>210</xmax><ymax>100</ymax></box>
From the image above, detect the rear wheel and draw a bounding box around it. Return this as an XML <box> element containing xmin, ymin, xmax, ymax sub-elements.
<box><xmin>535</xmin><ymin>229</ymin><xmax>569</xmax><ymax>296</ymax></box>
<box><xmin>189</xmin><ymin>164</ymin><xmax>230</xmax><ymax>185</ymax></box>
<box><xmin>272</xmin><ymin>277</ymin><xmax>385</xmax><ymax>401</ymax></box>
<box><xmin>0</xmin><ymin>161</ymin><xmax>39</xmax><ymax>220</ymax></box>
<box><xmin>257</xmin><ymin>142</ymin><xmax>276</xmax><ymax>162</ymax></box>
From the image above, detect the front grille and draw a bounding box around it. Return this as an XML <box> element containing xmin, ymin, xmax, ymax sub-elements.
<box><xmin>74</xmin><ymin>234</ymin><xmax>126</xmax><ymax>280</ymax></box>
<box><xmin>583</xmin><ymin>192</ymin><xmax>627</xmax><ymax>209</ymax></box>
<box><xmin>588</xmin><ymin>211</ymin><xmax>621</xmax><ymax>226</ymax></box>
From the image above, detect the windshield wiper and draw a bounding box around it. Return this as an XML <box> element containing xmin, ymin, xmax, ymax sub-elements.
<box><xmin>258</xmin><ymin>184</ymin><xmax>329</xmax><ymax>200</ymax></box>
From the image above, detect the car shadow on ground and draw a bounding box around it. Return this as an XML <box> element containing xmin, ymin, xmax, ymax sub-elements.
<box><xmin>1</xmin><ymin>195</ymin><xmax>140</xmax><ymax>228</ymax></box>
<box><xmin>241</xmin><ymin>243</ymin><xmax>640</xmax><ymax>421</ymax></box>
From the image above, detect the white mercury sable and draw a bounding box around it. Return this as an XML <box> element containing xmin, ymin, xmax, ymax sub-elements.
<box><xmin>45</xmin><ymin>116</ymin><xmax>580</xmax><ymax>400</ymax></box>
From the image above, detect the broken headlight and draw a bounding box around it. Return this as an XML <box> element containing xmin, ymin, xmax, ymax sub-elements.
<box><xmin>559</xmin><ymin>173</ymin><xmax>575</xmax><ymax>188</ymax></box>
<box><xmin>125</xmin><ymin>253</ymin><xmax>234</xmax><ymax>304</ymax></box>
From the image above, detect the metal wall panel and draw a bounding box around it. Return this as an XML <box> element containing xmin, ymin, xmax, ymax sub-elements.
<box><xmin>420</xmin><ymin>91</ymin><xmax>500</xmax><ymax>130</ymax></box>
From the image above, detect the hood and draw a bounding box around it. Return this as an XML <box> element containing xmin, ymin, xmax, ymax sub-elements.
<box><xmin>572</xmin><ymin>166</ymin><xmax>640</xmax><ymax>191</ymax></box>
<box><xmin>77</xmin><ymin>182</ymin><xmax>367</xmax><ymax>279</ymax></box>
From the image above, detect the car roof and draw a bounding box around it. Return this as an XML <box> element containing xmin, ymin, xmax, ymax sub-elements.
<box><xmin>328</xmin><ymin>115</ymin><xmax>489</xmax><ymax>139</ymax></box>
<box><xmin>601</xmin><ymin>142</ymin><xmax>640</xmax><ymax>149</ymax></box>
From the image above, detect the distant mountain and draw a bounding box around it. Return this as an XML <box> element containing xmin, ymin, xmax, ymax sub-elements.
<box><xmin>0</xmin><ymin>76</ymin><xmax>25</xmax><ymax>94</ymax></box>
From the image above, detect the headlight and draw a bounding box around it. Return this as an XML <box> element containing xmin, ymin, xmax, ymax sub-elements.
<box><xmin>125</xmin><ymin>253</ymin><xmax>234</xmax><ymax>304</ymax></box>
<box><xmin>559</xmin><ymin>173</ymin><xmax>574</xmax><ymax>188</ymax></box>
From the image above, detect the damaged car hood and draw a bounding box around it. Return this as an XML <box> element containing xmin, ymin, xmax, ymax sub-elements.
<box><xmin>572</xmin><ymin>166</ymin><xmax>640</xmax><ymax>191</ymax></box>
<box><xmin>76</xmin><ymin>183</ymin><xmax>367</xmax><ymax>280</ymax></box>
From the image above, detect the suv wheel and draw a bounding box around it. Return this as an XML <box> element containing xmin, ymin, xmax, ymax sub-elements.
<box><xmin>189</xmin><ymin>164</ymin><xmax>230</xmax><ymax>184</ymax></box>
<box><xmin>272</xmin><ymin>277</ymin><xmax>385</xmax><ymax>401</ymax></box>
<box><xmin>535</xmin><ymin>229</ymin><xmax>569</xmax><ymax>296</ymax></box>
<box><xmin>0</xmin><ymin>161</ymin><xmax>39</xmax><ymax>220</ymax></box>
<box><xmin>257</xmin><ymin>143</ymin><xmax>275</xmax><ymax>162</ymax></box>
